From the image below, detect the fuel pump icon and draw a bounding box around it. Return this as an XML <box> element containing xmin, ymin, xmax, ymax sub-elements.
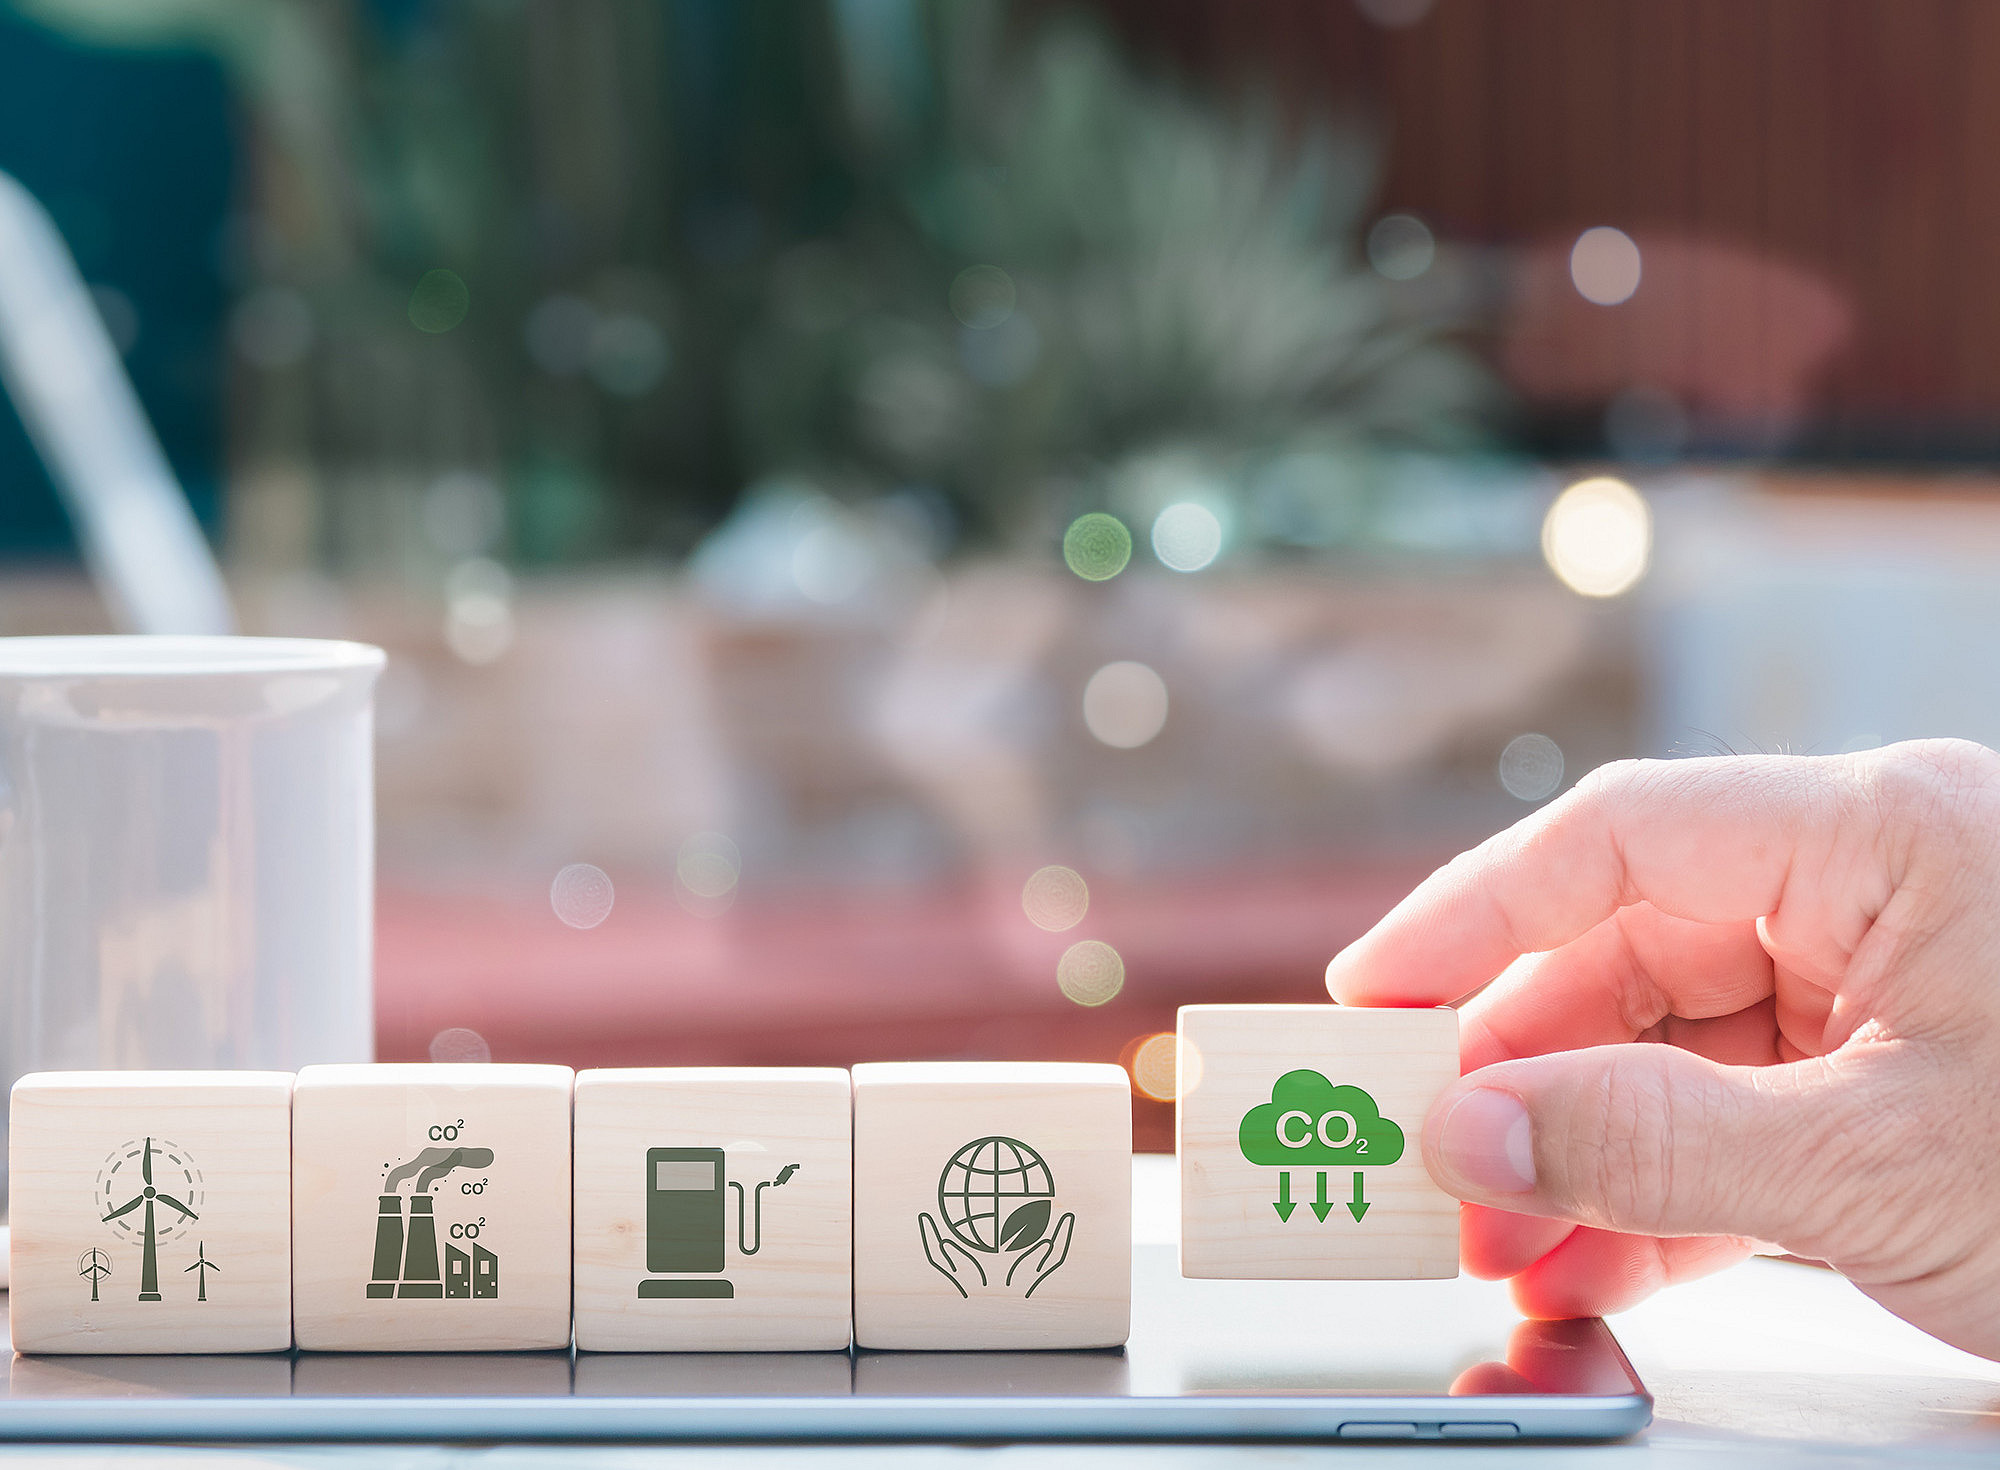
<box><xmin>638</xmin><ymin>1147</ymin><xmax>800</xmax><ymax>1299</ymax></box>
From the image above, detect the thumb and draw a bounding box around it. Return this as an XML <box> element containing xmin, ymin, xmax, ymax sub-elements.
<box><xmin>1423</xmin><ymin>1043</ymin><xmax>1847</xmax><ymax>1246</ymax></box>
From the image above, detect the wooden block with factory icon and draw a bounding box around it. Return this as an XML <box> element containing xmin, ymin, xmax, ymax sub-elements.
<box><xmin>850</xmin><ymin>1062</ymin><xmax>1131</xmax><ymax>1351</ymax></box>
<box><xmin>7</xmin><ymin>1071</ymin><xmax>294</xmax><ymax>1354</ymax></box>
<box><xmin>1176</xmin><ymin>1004</ymin><xmax>1460</xmax><ymax>1280</ymax></box>
<box><xmin>290</xmin><ymin>1063</ymin><xmax>574</xmax><ymax>1352</ymax></box>
<box><xmin>572</xmin><ymin>1067</ymin><xmax>852</xmax><ymax>1352</ymax></box>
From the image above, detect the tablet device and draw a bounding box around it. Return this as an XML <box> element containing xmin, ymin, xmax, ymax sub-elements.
<box><xmin>0</xmin><ymin>1246</ymin><xmax>1649</xmax><ymax>1442</ymax></box>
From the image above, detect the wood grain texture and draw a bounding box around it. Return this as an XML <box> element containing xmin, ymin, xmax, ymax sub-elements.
<box><xmin>851</xmin><ymin>1062</ymin><xmax>1130</xmax><ymax>1351</ymax></box>
<box><xmin>291</xmin><ymin>1063</ymin><xmax>573</xmax><ymax>1352</ymax></box>
<box><xmin>1177</xmin><ymin>1006</ymin><xmax>1459</xmax><ymax>1281</ymax></box>
<box><xmin>573</xmin><ymin>1067</ymin><xmax>852</xmax><ymax>1352</ymax></box>
<box><xmin>8</xmin><ymin>1071</ymin><xmax>293</xmax><ymax>1354</ymax></box>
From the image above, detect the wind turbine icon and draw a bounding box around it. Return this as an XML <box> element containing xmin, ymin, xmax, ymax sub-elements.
<box><xmin>101</xmin><ymin>1138</ymin><xmax>198</xmax><ymax>1302</ymax></box>
<box><xmin>183</xmin><ymin>1242</ymin><xmax>220</xmax><ymax>1301</ymax></box>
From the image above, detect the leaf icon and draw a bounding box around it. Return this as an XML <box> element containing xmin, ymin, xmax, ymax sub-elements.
<box><xmin>1000</xmin><ymin>1199</ymin><xmax>1052</xmax><ymax>1251</ymax></box>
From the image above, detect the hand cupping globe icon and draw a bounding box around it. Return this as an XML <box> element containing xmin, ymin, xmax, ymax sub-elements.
<box><xmin>938</xmin><ymin>1136</ymin><xmax>1055</xmax><ymax>1254</ymax></box>
<box><xmin>919</xmin><ymin>1134</ymin><xmax>1076</xmax><ymax>1299</ymax></box>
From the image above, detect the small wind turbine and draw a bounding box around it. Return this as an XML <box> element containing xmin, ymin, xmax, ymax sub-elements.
<box><xmin>77</xmin><ymin>1248</ymin><xmax>111</xmax><ymax>1301</ymax></box>
<box><xmin>101</xmin><ymin>1137</ymin><xmax>197</xmax><ymax>1302</ymax></box>
<box><xmin>183</xmin><ymin>1242</ymin><xmax>219</xmax><ymax>1302</ymax></box>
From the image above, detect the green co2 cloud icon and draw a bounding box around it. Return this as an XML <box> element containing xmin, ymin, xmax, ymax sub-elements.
<box><xmin>1238</xmin><ymin>1070</ymin><xmax>1405</xmax><ymax>1167</ymax></box>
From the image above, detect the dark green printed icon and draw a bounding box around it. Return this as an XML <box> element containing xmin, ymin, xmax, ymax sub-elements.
<box><xmin>640</xmin><ymin>1148</ymin><xmax>800</xmax><ymax>1300</ymax></box>
<box><xmin>98</xmin><ymin>1137</ymin><xmax>202</xmax><ymax>1302</ymax></box>
<box><xmin>920</xmin><ymin>1136</ymin><xmax>1073</xmax><ymax>1298</ymax></box>
<box><xmin>369</xmin><ymin>1140</ymin><xmax>498</xmax><ymax>1300</ymax></box>
<box><xmin>184</xmin><ymin>1242</ymin><xmax>220</xmax><ymax>1301</ymax></box>
<box><xmin>77</xmin><ymin>1249</ymin><xmax>111</xmax><ymax>1301</ymax></box>
<box><xmin>1239</xmin><ymin>1070</ymin><xmax>1404</xmax><ymax>1224</ymax></box>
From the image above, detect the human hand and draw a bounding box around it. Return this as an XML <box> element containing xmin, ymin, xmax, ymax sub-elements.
<box><xmin>1324</xmin><ymin>740</ymin><xmax>2000</xmax><ymax>1359</ymax></box>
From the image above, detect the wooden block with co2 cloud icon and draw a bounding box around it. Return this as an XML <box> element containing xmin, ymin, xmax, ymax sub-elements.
<box><xmin>8</xmin><ymin>1071</ymin><xmax>294</xmax><ymax>1354</ymax></box>
<box><xmin>291</xmin><ymin>1063</ymin><xmax>574</xmax><ymax>1351</ymax></box>
<box><xmin>572</xmin><ymin>1067</ymin><xmax>852</xmax><ymax>1352</ymax></box>
<box><xmin>1176</xmin><ymin>1005</ymin><xmax>1460</xmax><ymax>1280</ymax></box>
<box><xmin>851</xmin><ymin>1062</ymin><xmax>1131</xmax><ymax>1351</ymax></box>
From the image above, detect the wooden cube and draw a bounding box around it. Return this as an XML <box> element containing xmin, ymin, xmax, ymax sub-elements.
<box><xmin>291</xmin><ymin>1063</ymin><xmax>573</xmax><ymax>1352</ymax></box>
<box><xmin>573</xmin><ymin>1067</ymin><xmax>852</xmax><ymax>1352</ymax></box>
<box><xmin>1177</xmin><ymin>1005</ymin><xmax>1460</xmax><ymax>1280</ymax></box>
<box><xmin>852</xmin><ymin>1062</ymin><xmax>1130</xmax><ymax>1351</ymax></box>
<box><xmin>8</xmin><ymin>1071</ymin><xmax>293</xmax><ymax>1354</ymax></box>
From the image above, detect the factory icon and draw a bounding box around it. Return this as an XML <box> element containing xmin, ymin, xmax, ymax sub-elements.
<box><xmin>367</xmin><ymin>1145</ymin><xmax>499</xmax><ymax>1300</ymax></box>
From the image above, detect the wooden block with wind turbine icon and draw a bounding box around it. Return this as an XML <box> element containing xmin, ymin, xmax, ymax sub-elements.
<box><xmin>572</xmin><ymin>1067</ymin><xmax>852</xmax><ymax>1352</ymax></box>
<box><xmin>1176</xmin><ymin>1004</ymin><xmax>1460</xmax><ymax>1280</ymax></box>
<box><xmin>7</xmin><ymin>1071</ymin><xmax>294</xmax><ymax>1353</ymax></box>
<box><xmin>290</xmin><ymin>1063</ymin><xmax>574</xmax><ymax>1352</ymax></box>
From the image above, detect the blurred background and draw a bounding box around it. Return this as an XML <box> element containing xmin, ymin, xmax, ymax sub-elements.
<box><xmin>4</xmin><ymin>0</ymin><xmax>1998</xmax><ymax>1148</ymax></box>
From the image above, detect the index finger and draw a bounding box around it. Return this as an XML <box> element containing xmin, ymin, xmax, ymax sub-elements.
<box><xmin>1325</xmin><ymin>753</ymin><xmax>1869</xmax><ymax>1006</ymax></box>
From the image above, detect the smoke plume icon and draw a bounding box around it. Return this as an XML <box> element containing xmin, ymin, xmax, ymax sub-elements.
<box><xmin>384</xmin><ymin>1147</ymin><xmax>495</xmax><ymax>1193</ymax></box>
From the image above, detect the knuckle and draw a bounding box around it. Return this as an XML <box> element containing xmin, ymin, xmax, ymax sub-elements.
<box><xmin>1560</xmin><ymin>1049</ymin><xmax>1681</xmax><ymax>1232</ymax></box>
<box><xmin>1862</xmin><ymin>739</ymin><xmax>2000</xmax><ymax>820</ymax></box>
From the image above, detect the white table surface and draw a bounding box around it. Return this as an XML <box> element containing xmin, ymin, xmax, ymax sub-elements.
<box><xmin>4</xmin><ymin>1157</ymin><xmax>1998</xmax><ymax>1464</ymax></box>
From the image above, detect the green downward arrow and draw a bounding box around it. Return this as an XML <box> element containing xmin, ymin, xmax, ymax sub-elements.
<box><xmin>1347</xmin><ymin>1170</ymin><xmax>1371</xmax><ymax>1222</ymax></box>
<box><xmin>1274</xmin><ymin>1169</ymin><xmax>1297</xmax><ymax>1222</ymax></box>
<box><xmin>1310</xmin><ymin>1170</ymin><xmax>1334</xmax><ymax>1223</ymax></box>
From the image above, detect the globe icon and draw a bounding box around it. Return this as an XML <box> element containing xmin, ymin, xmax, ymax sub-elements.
<box><xmin>938</xmin><ymin>1136</ymin><xmax>1055</xmax><ymax>1254</ymax></box>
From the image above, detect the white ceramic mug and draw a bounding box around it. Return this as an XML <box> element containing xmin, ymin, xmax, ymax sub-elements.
<box><xmin>0</xmin><ymin>636</ymin><xmax>383</xmax><ymax>1207</ymax></box>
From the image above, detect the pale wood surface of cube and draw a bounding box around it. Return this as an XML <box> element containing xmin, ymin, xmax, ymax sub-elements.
<box><xmin>8</xmin><ymin>1071</ymin><xmax>293</xmax><ymax>1354</ymax></box>
<box><xmin>573</xmin><ymin>1067</ymin><xmax>852</xmax><ymax>1352</ymax></box>
<box><xmin>852</xmin><ymin>1062</ymin><xmax>1130</xmax><ymax>1351</ymax></box>
<box><xmin>1177</xmin><ymin>1005</ymin><xmax>1460</xmax><ymax>1280</ymax></box>
<box><xmin>292</xmin><ymin>1064</ymin><xmax>573</xmax><ymax>1351</ymax></box>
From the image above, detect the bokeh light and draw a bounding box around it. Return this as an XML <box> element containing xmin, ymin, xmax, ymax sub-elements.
<box><xmin>1083</xmin><ymin>661</ymin><xmax>1169</xmax><ymax>748</ymax></box>
<box><xmin>677</xmin><ymin>831</ymin><xmax>742</xmax><ymax>900</ymax></box>
<box><xmin>1151</xmin><ymin>502</ymin><xmax>1223</xmax><ymax>571</ymax></box>
<box><xmin>1498</xmin><ymin>732</ymin><xmax>1565</xmax><ymax>801</ymax></box>
<box><xmin>1127</xmin><ymin>1032</ymin><xmax>1179</xmax><ymax>1101</ymax></box>
<box><xmin>1367</xmin><ymin>213</ymin><xmax>1436</xmax><ymax>281</ymax></box>
<box><xmin>409</xmin><ymin>269</ymin><xmax>470</xmax><ymax>333</ymax></box>
<box><xmin>588</xmin><ymin>313</ymin><xmax>670</xmax><ymax>397</ymax></box>
<box><xmin>948</xmin><ymin>264</ymin><xmax>1016</xmax><ymax>329</ymax></box>
<box><xmin>1063</xmin><ymin>513</ymin><xmax>1132</xmax><ymax>581</ymax></box>
<box><xmin>428</xmin><ymin>1027</ymin><xmax>491</xmax><ymax>1063</ymax></box>
<box><xmin>232</xmin><ymin>285</ymin><xmax>314</xmax><ymax>368</ymax></box>
<box><xmin>1541</xmin><ymin>476</ymin><xmax>1652</xmax><ymax>597</ymax></box>
<box><xmin>958</xmin><ymin>314</ymin><xmax>1041</xmax><ymax>386</ymax></box>
<box><xmin>1057</xmin><ymin>939</ymin><xmax>1125</xmax><ymax>1006</ymax></box>
<box><xmin>551</xmin><ymin>862</ymin><xmax>615</xmax><ymax>929</ymax></box>
<box><xmin>444</xmin><ymin>557</ymin><xmax>515</xmax><ymax>664</ymax></box>
<box><xmin>1570</xmin><ymin>227</ymin><xmax>1642</xmax><ymax>306</ymax></box>
<box><xmin>1022</xmin><ymin>864</ymin><xmax>1089</xmax><ymax>931</ymax></box>
<box><xmin>525</xmin><ymin>293</ymin><xmax>595</xmax><ymax>375</ymax></box>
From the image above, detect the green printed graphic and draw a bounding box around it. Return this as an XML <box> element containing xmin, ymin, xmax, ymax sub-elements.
<box><xmin>98</xmin><ymin>1137</ymin><xmax>203</xmax><ymax>1302</ymax></box>
<box><xmin>919</xmin><ymin>1136</ymin><xmax>1074</xmax><ymax>1299</ymax></box>
<box><xmin>1239</xmin><ymin>1071</ymin><xmax>1403</xmax><ymax>1226</ymax></box>
<box><xmin>184</xmin><ymin>1242</ymin><xmax>220</xmax><ymax>1301</ymax></box>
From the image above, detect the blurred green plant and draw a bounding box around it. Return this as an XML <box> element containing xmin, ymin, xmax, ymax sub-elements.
<box><xmin>16</xmin><ymin>0</ymin><xmax>1501</xmax><ymax>574</ymax></box>
<box><xmin>743</xmin><ymin>5</ymin><xmax>1501</xmax><ymax>557</ymax></box>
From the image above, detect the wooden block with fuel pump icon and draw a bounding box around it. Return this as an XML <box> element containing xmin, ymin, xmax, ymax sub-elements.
<box><xmin>572</xmin><ymin>1068</ymin><xmax>852</xmax><ymax>1352</ymax></box>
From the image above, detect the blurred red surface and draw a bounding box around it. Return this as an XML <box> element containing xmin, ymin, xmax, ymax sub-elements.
<box><xmin>374</xmin><ymin>858</ymin><xmax>1440</xmax><ymax>1151</ymax></box>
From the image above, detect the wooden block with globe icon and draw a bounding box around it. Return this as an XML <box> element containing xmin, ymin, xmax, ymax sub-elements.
<box><xmin>1176</xmin><ymin>1005</ymin><xmax>1460</xmax><ymax>1279</ymax></box>
<box><xmin>851</xmin><ymin>1062</ymin><xmax>1131</xmax><ymax>1350</ymax></box>
<box><xmin>291</xmin><ymin>1063</ymin><xmax>574</xmax><ymax>1352</ymax></box>
<box><xmin>572</xmin><ymin>1067</ymin><xmax>853</xmax><ymax>1352</ymax></box>
<box><xmin>7</xmin><ymin>1071</ymin><xmax>294</xmax><ymax>1353</ymax></box>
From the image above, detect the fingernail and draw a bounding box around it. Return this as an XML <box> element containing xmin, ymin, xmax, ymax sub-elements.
<box><xmin>1435</xmin><ymin>1087</ymin><xmax>1536</xmax><ymax>1194</ymax></box>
